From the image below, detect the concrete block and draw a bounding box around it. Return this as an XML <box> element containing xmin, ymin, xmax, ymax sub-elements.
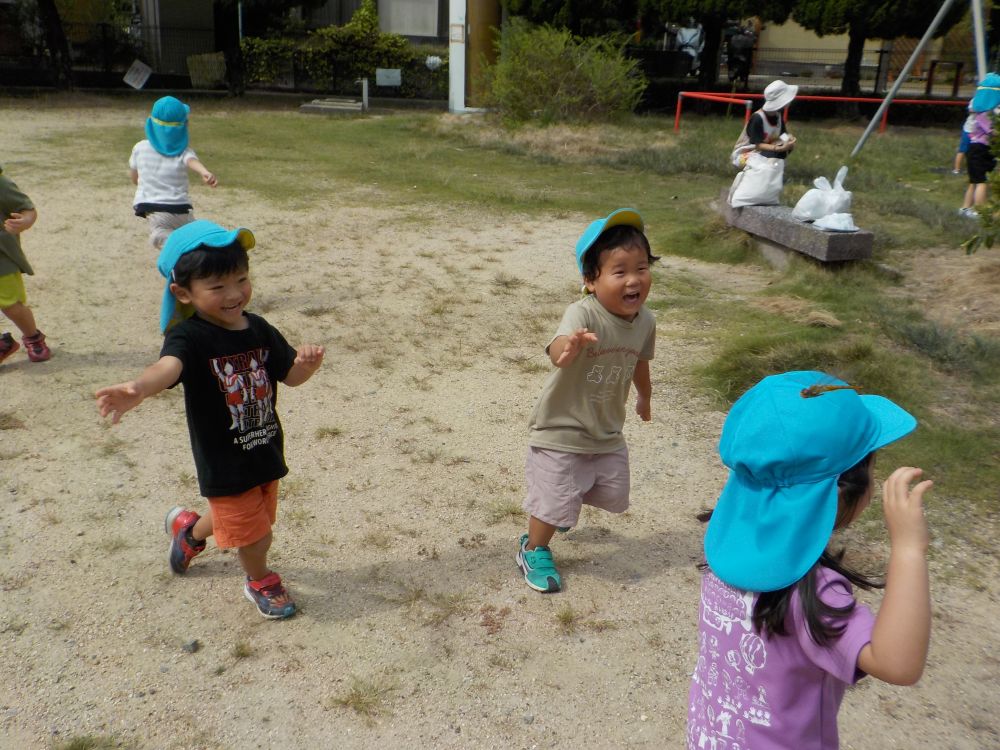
<box><xmin>718</xmin><ymin>188</ymin><xmax>873</xmax><ymax>262</ymax></box>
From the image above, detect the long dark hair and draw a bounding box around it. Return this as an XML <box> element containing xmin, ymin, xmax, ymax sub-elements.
<box><xmin>698</xmin><ymin>452</ymin><xmax>882</xmax><ymax>646</ymax></box>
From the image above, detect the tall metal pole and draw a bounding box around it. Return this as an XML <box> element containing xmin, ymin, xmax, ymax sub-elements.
<box><xmin>971</xmin><ymin>0</ymin><xmax>987</xmax><ymax>80</ymax></box>
<box><xmin>851</xmin><ymin>0</ymin><xmax>957</xmax><ymax>158</ymax></box>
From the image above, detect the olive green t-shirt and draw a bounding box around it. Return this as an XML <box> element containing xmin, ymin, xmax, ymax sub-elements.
<box><xmin>528</xmin><ymin>294</ymin><xmax>655</xmax><ymax>454</ymax></box>
<box><xmin>0</xmin><ymin>174</ymin><xmax>35</xmax><ymax>276</ymax></box>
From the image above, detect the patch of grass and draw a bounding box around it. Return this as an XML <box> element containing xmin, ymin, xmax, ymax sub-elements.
<box><xmin>301</xmin><ymin>305</ymin><xmax>337</xmax><ymax>318</ymax></box>
<box><xmin>362</xmin><ymin>529</ymin><xmax>393</xmax><ymax>549</ymax></box>
<box><xmin>486</xmin><ymin>499</ymin><xmax>524</xmax><ymax>525</ymax></box>
<box><xmin>502</xmin><ymin>353</ymin><xmax>549</xmax><ymax>374</ymax></box>
<box><xmin>315</xmin><ymin>426</ymin><xmax>343</xmax><ymax>439</ymax></box>
<box><xmin>492</xmin><ymin>272</ymin><xmax>525</xmax><ymax>292</ymax></box>
<box><xmin>555</xmin><ymin>603</ymin><xmax>579</xmax><ymax>634</ymax></box>
<box><xmin>53</xmin><ymin>736</ymin><xmax>137</xmax><ymax>750</ymax></box>
<box><xmin>0</xmin><ymin>412</ymin><xmax>25</xmax><ymax>430</ymax></box>
<box><xmin>231</xmin><ymin>641</ymin><xmax>253</xmax><ymax>659</ymax></box>
<box><xmin>98</xmin><ymin>536</ymin><xmax>128</xmax><ymax>555</ymax></box>
<box><xmin>328</xmin><ymin>675</ymin><xmax>398</xmax><ymax>720</ymax></box>
<box><xmin>411</xmin><ymin>447</ymin><xmax>443</xmax><ymax>464</ymax></box>
<box><xmin>424</xmin><ymin>592</ymin><xmax>470</xmax><ymax>625</ymax></box>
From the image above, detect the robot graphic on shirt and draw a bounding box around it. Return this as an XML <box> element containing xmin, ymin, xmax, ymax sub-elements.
<box><xmin>213</xmin><ymin>359</ymin><xmax>248</xmax><ymax>431</ymax></box>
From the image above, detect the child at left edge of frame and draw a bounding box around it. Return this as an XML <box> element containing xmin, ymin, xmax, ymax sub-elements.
<box><xmin>0</xmin><ymin>164</ymin><xmax>51</xmax><ymax>365</ymax></box>
<box><xmin>516</xmin><ymin>208</ymin><xmax>657</xmax><ymax>594</ymax></box>
<box><xmin>95</xmin><ymin>219</ymin><xmax>324</xmax><ymax>620</ymax></box>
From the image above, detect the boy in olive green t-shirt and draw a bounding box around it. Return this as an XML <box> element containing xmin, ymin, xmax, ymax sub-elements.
<box><xmin>517</xmin><ymin>209</ymin><xmax>657</xmax><ymax>593</ymax></box>
<box><xmin>0</xmin><ymin>167</ymin><xmax>50</xmax><ymax>364</ymax></box>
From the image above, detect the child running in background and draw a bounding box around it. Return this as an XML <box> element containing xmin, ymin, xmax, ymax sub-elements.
<box><xmin>96</xmin><ymin>220</ymin><xmax>324</xmax><ymax>619</ymax></box>
<box><xmin>129</xmin><ymin>96</ymin><xmax>218</xmax><ymax>250</ymax></box>
<box><xmin>0</xmin><ymin>164</ymin><xmax>51</xmax><ymax>363</ymax></box>
<box><xmin>688</xmin><ymin>370</ymin><xmax>932</xmax><ymax>749</ymax></box>
<box><xmin>516</xmin><ymin>209</ymin><xmax>657</xmax><ymax>593</ymax></box>
<box><xmin>959</xmin><ymin>72</ymin><xmax>1000</xmax><ymax>218</ymax></box>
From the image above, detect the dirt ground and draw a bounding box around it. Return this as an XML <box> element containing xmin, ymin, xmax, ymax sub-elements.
<box><xmin>1</xmin><ymin>102</ymin><xmax>998</xmax><ymax>750</ymax></box>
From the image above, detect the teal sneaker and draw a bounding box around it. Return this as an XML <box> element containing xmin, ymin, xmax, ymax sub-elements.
<box><xmin>516</xmin><ymin>534</ymin><xmax>561</xmax><ymax>593</ymax></box>
<box><xmin>556</xmin><ymin>526</ymin><xmax>572</xmax><ymax>533</ymax></box>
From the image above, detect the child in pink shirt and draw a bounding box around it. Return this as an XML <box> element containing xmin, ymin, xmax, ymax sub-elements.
<box><xmin>689</xmin><ymin>371</ymin><xmax>932</xmax><ymax>749</ymax></box>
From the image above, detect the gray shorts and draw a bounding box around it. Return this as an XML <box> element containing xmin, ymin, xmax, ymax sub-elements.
<box><xmin>147</xmin><ymin>210</ymin><xmax>194</xmax><ymax>250</ymax></box>
<box><xmin>523</xmin><ymin>446</ymin><xmax>630</xmax><ymax>528</ymax></box>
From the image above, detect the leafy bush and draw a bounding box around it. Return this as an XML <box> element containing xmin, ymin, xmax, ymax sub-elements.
<box><xmin>241</xmin><ymin>0</ymin><xmax>448</xmax><ymax>99</ymax></box>
<box><xmin>482</xmin><ymin>18</ymin><xmax>646</xmax><ymax>124</ymax></box>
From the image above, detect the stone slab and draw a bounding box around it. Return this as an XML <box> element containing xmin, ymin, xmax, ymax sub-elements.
<box><xmin>718</xmin><ymin>187</ymin><xmax>873</xmax><ymax>262</ymax></box>
<box><xmin>299</xmin><ymin>98</ymin><xmax>363</xmax><ymax>114</ymax></box>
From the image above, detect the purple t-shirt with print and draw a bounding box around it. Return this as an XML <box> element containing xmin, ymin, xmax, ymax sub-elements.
<box><xmin>687</xmin><ymin>567</ymin><xmax>875</xmax><ymax>750</ymax></box>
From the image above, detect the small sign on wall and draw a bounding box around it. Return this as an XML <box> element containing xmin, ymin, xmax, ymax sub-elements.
<box><xmin>375</xmin><ymin>68</ymin><xmax>402</xmax><ymax>87</ymax></box>
<box><xmin>449</xmin><ymin>23</ymin><xmax>464</xmax><ymax>43</ymax></box>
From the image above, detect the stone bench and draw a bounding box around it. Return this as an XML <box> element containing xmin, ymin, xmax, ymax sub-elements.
<box><xmin>717</xmin><ymin>187</ymin><xmax>873</xmax><ymax>263</ymax></box>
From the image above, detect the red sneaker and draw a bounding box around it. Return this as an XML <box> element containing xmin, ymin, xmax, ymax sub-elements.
<box><xmin>21</xmin><ymin>330</ymin><xmax>50</xmax><ymax>362</ymax></box>
<box><xmin>0</xmin><ymin>333</ymin><xmax>19</xmax><ymax>364</ymax></box>
<box><xmin>165</xmin><ymin>506</ymin><xmax>204</xmax><ymax>574</ymax></box>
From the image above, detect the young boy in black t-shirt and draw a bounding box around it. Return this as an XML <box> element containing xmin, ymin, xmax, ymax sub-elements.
<box><xmin>96</xmin><ymin>220</ymin><xmax>324</xmax><ymax>619</ymax></box>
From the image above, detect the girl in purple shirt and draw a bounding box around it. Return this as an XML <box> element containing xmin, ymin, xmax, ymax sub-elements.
<box><xmin>958</xmin><ymin>73</ymin><xmax>1000</xmax><ymax>218</ymax></box>
<box><xmin>688</xmin><ymin>371</ymin><xmax>933</xmax><ymax>750</ymax></box>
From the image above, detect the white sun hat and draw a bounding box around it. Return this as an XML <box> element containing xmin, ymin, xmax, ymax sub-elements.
<box><xmin>762</xmin><ymin>80</ymin><xmax>799</xmax><ymax>112</ymax></box>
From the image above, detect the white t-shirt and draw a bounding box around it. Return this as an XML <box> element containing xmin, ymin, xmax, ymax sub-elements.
<box><xmin>129</xmin><ymin>140</ymin><xmax>197</xmax><ymax>207</ymax></box>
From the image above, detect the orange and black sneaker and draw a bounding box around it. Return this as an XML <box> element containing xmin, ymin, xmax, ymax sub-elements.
<box><xmin>21</xmin><ymin>330</ymin><xmax>50</xmax><ymax>362</ymax></box>
<box><xmin>244</xmin><ymin>572</ymin><xmax>297</xmax><ymax>619</ymax></box>
<box><xmin>0</xmin><ymin>332</ymin><xmax>19</xmax><ymax>364</ymax></box>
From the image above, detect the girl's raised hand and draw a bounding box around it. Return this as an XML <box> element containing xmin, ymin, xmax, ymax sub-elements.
<box><xmin>882</xmin><ymin>466</ymin><xmax>932</xmax><ymax>553</ymax></box>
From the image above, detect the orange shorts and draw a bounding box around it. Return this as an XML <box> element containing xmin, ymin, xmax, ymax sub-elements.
<box><xmin>208</xmin><ymin>480</ymin><xmax>278</xmax><ymax>549</ymax></box>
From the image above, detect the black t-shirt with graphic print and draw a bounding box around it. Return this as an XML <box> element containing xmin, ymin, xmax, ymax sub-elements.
<box><xmin>161</xmin><ymin>312</ymin><xmax>296</xmax><ymax>497</ymax></box>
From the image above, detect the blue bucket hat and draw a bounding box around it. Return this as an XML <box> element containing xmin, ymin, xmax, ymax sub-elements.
<box><xmin>146</xmin><ymin>96</ymin><xmax>191</xmax><ymax>157</ymax></box>
<box><xmin>157</xmin><ymin>220</ymin><xmax>255</xmax><ymax>332</ymax></box>
<box><xmin>970</xmin><ymin>72</ymin><xmax>1000</xmax><ymax>113</ymax></box>
<box><xmin>574</xmin><ymin>208</ymin><xmax>644</xmax><ymax>275</ymax></box>
<box><xmin>704</xmin><ymin>370</ymin><xmax>916</xmax><ymax>592</ymax></box>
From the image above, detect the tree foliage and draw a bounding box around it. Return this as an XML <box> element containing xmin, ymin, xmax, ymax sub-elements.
<box><xmin>793</xmin><ymin>0</ymin><xmax>966</xmax><ymax>95</ymax></box>
<box><xmin>505</xmin><ymin>0</ymin><xmax>796</xmax><ymax>85</ymax></box>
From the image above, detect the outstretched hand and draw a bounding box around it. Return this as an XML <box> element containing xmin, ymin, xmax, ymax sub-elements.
<box><xmin>554</xmin><ymin>328</ymin><xmax>598</xmax><ymax>368</ymax></box>
<box><xmin>295</xmin><ymin>344</ymin><xmax>325</xmax><ymax>369</ymax></box>
<box><xmin>882</xmin><ymin>466</ymin><xmax>932</xmax><ymax>553</ymax></box>
<box><xmin>202</xmin><ymin>171</ymin><xmax>218</xmax><ymax>188</ymax></box>
<box><xmin>95</xmin><ymin>382</ymin><xmax>144</xmax><ymax>425</ymax></box>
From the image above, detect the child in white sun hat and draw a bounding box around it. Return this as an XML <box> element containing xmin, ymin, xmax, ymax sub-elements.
<box><xmin>688</xmin><ymin>370</ymin><xmax>933</xmax><ymax>749</ymax></box>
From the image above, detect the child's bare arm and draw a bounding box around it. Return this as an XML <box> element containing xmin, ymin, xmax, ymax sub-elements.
<box><xmin>3</xmin><ymin>208</ymin><xmax>37</xmax><ymax>235</ymax></box>
<box><xmin>283</xmin><ymin>345</ymin><xmax>325</xmax><ymax>387</ymax></box>
<box><xmin>128</xmin><ymin>168</ymin><xmax>139</xmax><ymax>185</ymax></box>
<box><xmin>857</xmin><ymin>466</ymin><xmax>932</xmax><ymax>685</ymax></box>
<box><xmin>95</xmin><ymin>356</ymin><xmax>183</xmax><ymax>424</ymax></box>
<box><xmin>632</xmin><ymin>359</ymin><xmax>651</xmax><ymax>421</ymax></box>
<box><xmin>187</xmin><ymin>158</ymin><xmax>217</xmax><ymax>188</ymax></box>
<box><xmin>549</xmin><ymin>328</ymin><xmax>598</xmax><ymax>367</ymax></box>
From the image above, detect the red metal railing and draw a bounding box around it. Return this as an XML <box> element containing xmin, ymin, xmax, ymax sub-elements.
<box><xmin>674</xmin><ymin>91</ymin><xmax>968</xmax><ymax>133</ymax></box>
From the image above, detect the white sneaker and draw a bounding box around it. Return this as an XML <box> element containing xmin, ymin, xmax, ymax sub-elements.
<box><xmin>958</xmin><ymin>207</ymin><xmax>979</xmax><ymax>218</ymax></box>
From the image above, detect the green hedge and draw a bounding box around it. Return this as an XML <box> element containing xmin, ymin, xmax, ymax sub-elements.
<box><xmin>240</xmin><ymin>1</ymin><xmax>448</xmax><ymax>99</ymax></box>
